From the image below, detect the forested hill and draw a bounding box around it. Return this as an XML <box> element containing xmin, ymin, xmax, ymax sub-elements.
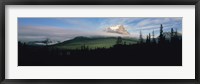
<box><xmin>52</xmin><ymin>36</ymin><xmax>138</xmax><ymax>49</ymax></box>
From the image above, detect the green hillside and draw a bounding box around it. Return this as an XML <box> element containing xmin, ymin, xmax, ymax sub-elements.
<box><xmin>52</xmin><ymin>36</ymin><xmax>138</xmax><ymax>49</ymax></box>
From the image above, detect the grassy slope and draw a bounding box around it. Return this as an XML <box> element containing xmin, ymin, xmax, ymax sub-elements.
<box><xmin>53</xmin><ymin>36</ymin><xmax>138</xmax><ymax>49</ymax></box>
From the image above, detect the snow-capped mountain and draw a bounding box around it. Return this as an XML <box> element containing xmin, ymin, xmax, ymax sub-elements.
<box><xmin>105</xmin><ymin>25</ymin><xmax>130</xmax><ymax>35</ymax></box>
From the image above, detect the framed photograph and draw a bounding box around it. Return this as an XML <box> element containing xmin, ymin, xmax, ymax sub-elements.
<box><xmin>0</xmin><ymin>0</ymin><xmax>199</xmax><ymax>84</ymax></box>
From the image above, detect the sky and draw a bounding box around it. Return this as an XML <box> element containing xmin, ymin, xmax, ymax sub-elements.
<box><xmin>18</xmin><ymin>17</ymin><xmax>182</xmax><ymax>42</ymax></box>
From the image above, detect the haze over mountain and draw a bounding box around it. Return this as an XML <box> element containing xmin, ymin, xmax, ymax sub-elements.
<box><xmin>25</xmin><ymin>31</ymin><xmax>182</xmax><ymax>46</ymax></box>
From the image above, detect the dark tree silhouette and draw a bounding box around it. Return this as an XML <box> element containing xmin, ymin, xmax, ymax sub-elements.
<box><xmin>149</xmin><ymin>33</ymin><xmax>151</xmax><ymax>42</ymax></box>
<box><xmin>139</xmin><ymin>30</ymin><xmax>144</xmax><ymax>44</ymax></box>
<box><xmin>171</xmin><ymin>28</ymin><xmax>174</xmax><ymax>37</ymax></box>
<box><xmin>171</xmin><ymin>28</ymin><xmax>175</xmax><ymax>43</ymax></box>
<box><xmin>116</xmin><ymin>36</ymin><xmax>123</xmax><ymax>44</ymax></box>
<box><xmin>159</xmin><ymin>24</ymin><xmax>165</xmax><ymax>44</ymax></box>
<box><xmin>152</xmin><ymin>30</ymin><xmax>156</xmax><ymax>44</ymax></box>
<box><xmin>146</xmin><ymin>35</ymin><xmax>149</xmax><ymax>43</ymax></box>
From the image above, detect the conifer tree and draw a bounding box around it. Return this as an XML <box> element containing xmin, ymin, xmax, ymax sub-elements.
<box><xmin>149</xmin><ymin>33</ymin><xmax>151</xmax><ymax>43</ymax></box>
<box><xmin>139</xmin><ymin>30</ymin><xmax>144</xmax><ymax>44</ymax></box>
<box><xmin>152</xmin><ymin>30</ymin><xmax>156</xmax><ymax>44</ymax></box>
<box><xmin>116</xmin><ymin>37</ymin><xmax>123</xmax><ymax>45</ymax></box>
<box><xmin>159</xmin><ymin>24</ymin><xmax>165</xmax><ymax>44</ymax></box>
<box><xmin>171</xmin><ymin>28</ymin><xmax>174</xmax><ymax>43</ymax></box>
<box><xmin>146</xmin><ymin>35</ymin><xmax>149</xmax><ymax>43</ymax></box>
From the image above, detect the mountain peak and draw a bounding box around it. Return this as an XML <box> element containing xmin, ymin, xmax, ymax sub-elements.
<box><xmin>105</xmin><ymin>25</ymin><xmax>130</xmax><ymax>35</ymax></box>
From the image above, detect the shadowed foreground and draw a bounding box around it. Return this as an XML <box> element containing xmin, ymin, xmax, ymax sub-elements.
<box><xmin>18</xmin><ymin>42</ymin><xmax>182</xmax><ymax>66</ymax></box>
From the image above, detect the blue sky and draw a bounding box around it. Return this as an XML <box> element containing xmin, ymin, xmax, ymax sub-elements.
<box><xmin>18</xmin><ymin>17</ymin><xmax>182</xmax><ymax>42</ymax></box>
